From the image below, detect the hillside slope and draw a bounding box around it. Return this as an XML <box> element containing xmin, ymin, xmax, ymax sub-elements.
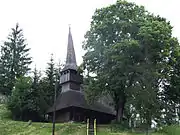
<box><xmin>0</xmin><ymin>104</ymin><xmax>179</xmax><ymax>135</ymax></box>
<box><xmin>0</xmin><ymin>104</ymin><xmax>87</xmax><ymax>135</ymax></box>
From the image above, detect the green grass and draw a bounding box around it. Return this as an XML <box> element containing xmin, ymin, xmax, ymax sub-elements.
<box><xmin>0</xmin><ymin>104</ymin><xmax>179</xmax><ymax>135</ymax></box>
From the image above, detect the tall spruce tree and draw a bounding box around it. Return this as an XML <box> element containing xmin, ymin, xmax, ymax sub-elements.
<box><xmin>44</xmin><ymin>55</ymin><xmax>62</xmax><ymax>107</ymax></box>
<box><xmin>31</xmin><ymin>66</ymin><xmax>41</xmax><ymax>114</ymax></box>
<box><xmin>31</xmin><ymin>66</ymin><xmax>48</xmax><ymax>121</ymax></box>
<box><xmin>0</xmin><ymin>23</ymin><xmax>32</xmax><ymax>95</ymax></box>
<box><xmin>45</xmin><ymin>54</ymin><xmax>56</xmax><ymax>106</ymax></box>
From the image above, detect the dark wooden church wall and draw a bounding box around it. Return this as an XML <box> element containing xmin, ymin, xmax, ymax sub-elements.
<box><xmin>56</xmin><ymin>110</ymin><xmax>70</xmax><ymax>122</ymax></box>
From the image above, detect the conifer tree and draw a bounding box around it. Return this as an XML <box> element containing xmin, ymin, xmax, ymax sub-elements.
<box><xmin>44</xmin><ymin>55</ymin><xmax>62</xmax><ymax>106</ymax></box>
<box><xmin>45</xmin><ymin>54</ymin><xmax>56</xmax><ymax>106</ymax></box>
<box><xmin>31</xmin><ymin>66</ymin><xmax>48</xmax><ymax>120</ymax></box>
<box><xmin>31</xmin><ymin>66</ymin><xmax>40</xmax><ymax>113</ymax></box>
<box><xmin>0</xmin><ymin>23</ymin><xmax>32</xmax><ymax>95</ymax></box>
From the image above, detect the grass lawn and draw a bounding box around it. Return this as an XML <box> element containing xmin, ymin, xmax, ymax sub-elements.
<box><xmin>0</xmin><ymin>104</ymin><xmax>179</xmax><ymax>135</ymax></box>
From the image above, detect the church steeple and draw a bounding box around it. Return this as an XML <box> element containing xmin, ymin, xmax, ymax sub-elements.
<box><xmin>63</xmin><ymin>26</ymin><xmax>77</xmax><ymax>71</ymax></box>
<box><xmin>60</xmin><ymin>26</ymin><xmax>83</xmax><ymax>92</ymax></box>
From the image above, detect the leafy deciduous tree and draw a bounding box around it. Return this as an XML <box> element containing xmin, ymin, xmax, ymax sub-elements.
<box><xmin>83</xmin><ymin>0</ymin><xmax>180</xmax><ymax>128</ymax></box>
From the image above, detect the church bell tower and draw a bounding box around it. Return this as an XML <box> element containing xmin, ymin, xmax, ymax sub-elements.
<box><xmin>60</xmin><ymin>27</ymin><xmax>83</xmax><ymax>92</ymax></box>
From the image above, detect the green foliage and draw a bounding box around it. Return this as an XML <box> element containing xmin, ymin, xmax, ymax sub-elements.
<box><xmin>45</xmin><ymin>54</ymin><xmax>55</xmax><ymax>106</ymax></box>
<box><xmin>7</xmin><ymin>71</ymin><xmax>47</xmax><ymax>121</ymax></box>
<box><xmin>82</xmin><ymin>0</ymin><xmax>146</xmax><ymax>122</ymax></box>
<box><xmin>0</xmin><ymin>23</ymin><xmax>32</xmax><ymax>96</ymax></box>
<box><xmin>44</xmin><ymin>54</ymin><xmax>61</xmax><ymax>106</ymax></box>
<box><xmin>31</xmin><ymin>67</ymin><xmax>49</xmax><ymax>119</ymax></box>
<box><xmin>7</xmin><ymin>76</ymin><xmax>33</xmax><ymax>120</ymax></box>
<box><xmin>83</xmin><ymin>0</ymin><xmax>180</xmax><ymax>128</ymax></box>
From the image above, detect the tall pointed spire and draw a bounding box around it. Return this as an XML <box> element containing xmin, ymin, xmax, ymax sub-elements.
<box><xmin>63</xmin><ymin>26</ymin><xmax>77</xmax><ymax>71</ymax></box>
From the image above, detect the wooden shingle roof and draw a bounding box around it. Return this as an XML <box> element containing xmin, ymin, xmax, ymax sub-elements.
<box><xmin>47</xmin><ymin>90</ymin><xmax>115</xmax><ymax>116</ymax></box>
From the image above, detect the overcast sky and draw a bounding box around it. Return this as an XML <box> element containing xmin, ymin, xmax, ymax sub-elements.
<box><xmin>0</xmin><ymin>0</ymin><xmax>179</xmax><ymax>71</ymax></box>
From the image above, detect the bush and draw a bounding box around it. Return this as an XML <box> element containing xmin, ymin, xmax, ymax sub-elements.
<box><xmin>110</xmin><ymin>120</ymin><xmax>129</xmax><ymax>132</ymax></box>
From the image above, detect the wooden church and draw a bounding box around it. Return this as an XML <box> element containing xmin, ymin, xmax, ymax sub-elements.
<box><xmin>47</xmin><ymin>27</ymin><xmax>115</xmax><ymax>124</ymax></box>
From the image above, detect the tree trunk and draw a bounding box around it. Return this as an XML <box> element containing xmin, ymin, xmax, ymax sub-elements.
<box><xmin>116</xmin><ymin>100</ymin><xmax>125</xmax><ymax>122</ymax></box>
<box><xmin>146</xmin><ymin>116</ymin><xmax>151</xmax><ymax>135</ymax></box>
<box><xmin>146</xmin><ymin>123</ymin><xmax>150</xmax><ymax>135</ymax></box>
